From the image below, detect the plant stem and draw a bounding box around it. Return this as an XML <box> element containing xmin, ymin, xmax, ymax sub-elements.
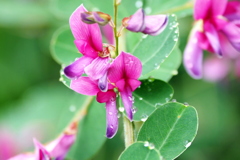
<box><xmin>123</xmin><ymin>115</ymin><xmax>134</xmax><ymax>148</ymax></box>
<box><xmin>114</xmin><ymin>0</ymin><xmax>119</xmax><ymax>56</ymax></box>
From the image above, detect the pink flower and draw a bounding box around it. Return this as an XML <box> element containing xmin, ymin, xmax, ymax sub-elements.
<box><xmin>122</xmin><ymin>8</ymin><xmax>168</xmax><ymax>36</ymax></box>
<box><xmin>9</xmin><ymin>133</ymin><xmax>75</xmax><ymax>160</ymax></box>
<box><xmin>108</xmin><ymin>52</ymin><xmax>142</xmax><ymax>121</ymax></box>
<box><xmin>183</xmin><ymin>0</ymin><xmax>240</xmax><ymax>79</ymax></box>
<box><xmin>64</xmin><ymin>4</ymin><xmax>114</xmax><ymax>92</ymax></box>
<box><xmin>69</xmin><ymin>52</ymin><xmax>142</xmax><ymax>138</ymax></box>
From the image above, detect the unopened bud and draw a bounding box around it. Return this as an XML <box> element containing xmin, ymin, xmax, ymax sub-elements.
<box><xmin>81</xmin><ymin>11</ymin><xmax>111</xmax><ymax>26</ymax></box>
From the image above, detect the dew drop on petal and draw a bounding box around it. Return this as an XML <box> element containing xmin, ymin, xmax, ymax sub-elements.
<box><xmin>109</xmin><ymin>112</ymin><xmax>113</xmax><ymax>115</ymax></box>
<box><xmin>141</xmin><ymin>114</ymin><xmax>148</xmax><ymax>122</ymax></box>
<box><xmin>135</xmin><ymin>0</ymin><xmax>143</xmax><ymax>8</ymax></box>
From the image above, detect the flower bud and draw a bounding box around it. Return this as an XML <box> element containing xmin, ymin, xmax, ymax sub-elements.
<box><xmin>81</xmin><ymin>11</ymin><xmax>111</xmax><ymax>26</ymax></box>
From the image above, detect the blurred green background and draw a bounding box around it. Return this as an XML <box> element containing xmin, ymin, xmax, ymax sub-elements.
<box><xmin>0</xmin><ymin>0</ymin><xmax>240</xmax><ymax>160</ymax></box>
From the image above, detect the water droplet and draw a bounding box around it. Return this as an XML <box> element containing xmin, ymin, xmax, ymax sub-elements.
<box><xmin>171</xmin><ymin>99</ymin><xmax>177</xmax><ymax>102</ymax></box>
<box><xmin>171</xmin><ymin>14</ymin><xmax>175</xmax><ymax>17</ymax></box>
<box><xmin>138</xmin><ymin>85</ymin><xmax>141</xmax><ymax>88</ymax></box>
<box><xmin>75</xmin><ymin>57</ymin><xmax>79</xmax><ymax>61</ymax></box>
<box><xmin>148</xmin><ymin>78</ymin><xmax>154</xmax><ymax>82</ymax></box>
<box><xmin>69</xmin><ymin>105</ymin><xmax>76</xmax><ymax>112</ymax></box>
<box><xmin>145</xmin><ymin>7</ymin><xmax>152</xmax><ymax>14</ymax></box>
<box><xmin>141</xmin><ymin>114</ymin><xmax>148</xmax><ymax>122</ymax></box>
<box><xmin>165</xmin><ymin>98</ymin><xmax>170</xmax><ymax>102</ymax></box>
<box><xmin>60</xmin><ymin>70</ymin><xmax>64</xmax><ymax>75</ymax></box>
<box><xmin>184</xmin><ymin>141</ymin><xmax>192</xmax><ymax>148</ymax></box>
<box><xmin>142</xmin><ymin>34</ymin><xmax>148</xmax><ymax>39</ymax></box>
<box><xmin>165</xmin><ymin>54</ymin><xmax>169</xmax><ymax>58</ymax></box>
<box><xmin>173</xmin><ymin>35</ymin><xmax>178</xmax><ymax>41</ymax></box>
<box><xmin>175</xmin><ymin>29</ymin><xmax>179</xmax><ymax>34</ymax></box>
<box><xmin>139</xmin><ymin>97</ymin><xmax>143</xmax><ymax>100</ymax></box>
<box><xmin>154</xmin><ymin>103</ymin><xmax>162</xmax><ymax>107</ymax></box>
<box><xmin>117</xmin><ymin>113</ymin><xmax>121</xmax><ymax>118</ymax></box>
<box><xmin>170</xmin><ymin>93</ymin><xmax>173</xmax><ymax>97</ymax></box>
<box><xmin>131</xmin><ymin>106</ymin><xmax>137</xmax><ymax>114</ymax></box>
<box><xmin>92</xmin><ymin>7</ymin><xmax>100</xmax><ymax>11</ymax></box>
<box><xmin>109</xmin><ymin>112</ymin><xmax>113</xmax><ymax>115</ymax></box>
<box><xmin>119</xmin><ymin>107</ymin><xmax>125</xmax><ymax>112</ymax></box>
<box><xmin>148</xmin><ymin>143</ymin><xmax>155</xmax><ymax>150</ymax></box>
<box><xmin>110</xmin><ymin>125</ymin><xmax>114</xmax><ymax>129</ymax></box>
<box><xmin>172</xmin><ymin>70</ymin><xmax>178</xmax><ymax>75</ymax></box>
<box><xmin>154</xmin><ymin>63</ymin><xmax>160</xmax><ymax>69</ymax></box>
<box><xmin>184</xmin><ymin>102</ymin><xmax>189</xmax><ymax>106</ymax></box>
<box><xmin>59</xmin><ymin>77</ymin><xmax>64</xmax><ymax>82</ymax></box>
<box><xmin>135</xmin><ymin>0</ymin><xmax>143</xmax><ymax>8</ymax></box>
<box><xmin>144</xmin><ymin>141</ymin><xmax>149</xmax><ymax>147</ymax></box>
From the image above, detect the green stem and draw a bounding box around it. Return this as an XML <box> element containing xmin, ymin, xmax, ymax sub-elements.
<box><xmin>123</xmin><ymin>115</ymin><xmax>134</xmax><ymax>148</ymax></box>
<box><xmin>114</xmin><ymin>0</ymin><xmax>119</xmax><ymax>56</ymax></box>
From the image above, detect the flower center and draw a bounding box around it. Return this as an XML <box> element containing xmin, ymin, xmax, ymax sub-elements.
<box><xmin>98</xmin><ymin>44</ymin><xmax>116</xmax><ymax>58</ymax></box>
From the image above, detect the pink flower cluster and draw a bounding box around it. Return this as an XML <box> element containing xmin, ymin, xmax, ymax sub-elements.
<box><xmin>184</xmin><ymin>0</ymin><xmax>240</xmax><ymax>79</ymax></box>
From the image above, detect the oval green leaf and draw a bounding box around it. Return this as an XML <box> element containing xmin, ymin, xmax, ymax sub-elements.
<box><xmin>118</xmin><ymin>142</ymin><xmax>162</xmax><ymax>160</ymax></box>
<box><xmin>132</xmin><ymin>79</ymin><xmax>173</xmax><ymax>121</ymax></box>
<box><xmin>137</xmin><ymin>102</ymin><xmax>198</xmax><ymax>160</ymax></box>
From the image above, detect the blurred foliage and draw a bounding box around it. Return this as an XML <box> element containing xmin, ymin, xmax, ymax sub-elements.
<box><xmin>0</xmin><ymin>0</ymin><xmax>240</xmax><ymax>160</ymax></box>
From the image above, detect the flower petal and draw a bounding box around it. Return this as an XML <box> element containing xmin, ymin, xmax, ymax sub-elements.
<box><xmin>224</xmin><ymin>1</ymin><xmax>240</xmax><ymax>21</ymax></box>
<box><xmin>143</xmin><ymin>15</ymin><xmax>168</xmax><ymax>36</ymax></box>
<box><xmin>127</xmin><ymin>79</ymin><xmax>141</xmax><ymax>91</ymax></box>
<box><xmin>46</xmin><ymin>134</ymin><xmax>76</xmax><ymax>160</ymax></box>
<box><xmin>222</xmin><ymin>20</ymin><xmax>240</xmax><ymax>51</ymax></box>
<box><xmin>97</xmin><ymin>90</ymin><xmax>116</xmax><ymax>103</ymax></box>
<box><xmin>98</xmin><ymin>72</ymin><xmax>108</xmax><ymax>92</ymax></box>
<box><xmin>184</xmin><ymin>31</ymin><xmax>203</xmax><ymax>79</ymax></box>
<box><xmin>204</xmin><ymin>22</ymin><xmax>222</xmax><ymax>56</ymax></box>
<box><xmin>8</xmin><ymin>154</ymin><xmax>35</xmax><ymax>160</ymax></box>
<box><xmin>108</xmin><ymin>52</ymin><xmax>142</xmax><ymax>82</ymax></box>
<box><xmin>101</xmin><ymin>24</ymin><xmax>115</xmax><ymax>45</ymax></box>
<box><xmin>64</xmin><ymin>56</ymin><xmax>94</xmax><ymax>79</ymax></box>
<box><xmin>105</xmin><ymin>94</ymin><xmax>118</xmax><ymax>138</ymax></box>
<box><xmin>74</xmin><ymin>40</ymin><xmax>98</xmax><ymax>58</ymax></box>
<box><xmin>70</xmin><ymin>4</ymin><xmax>102</xmax><ymax>55</ymax></box>
<box><xmin>33</xmin><ymin>139</ymin><xmax>50</xmax><ymax>160</ymax></box>
<box><xmin>84</xmin><ymin>57</ymin><xmax>111</xmax><ymax>80</ymax></box>
<box><xmin>125</xmin><ymin>8</ymin><xmax>145</xmax><ymax>32</ymax></box>
<box><xmin>120</xmin><ymin>86</ymin><xmax>133</xmax><ymax>121</ymax></box>
<box><xmin>194</xmin><ymin>0</ymin><xmax>211</xmax><ymax>20</ymax></box>
<box><xmin>70</xmin><ymin>77</ymin><xmax>99</xmax><ymax>95</ymax></box>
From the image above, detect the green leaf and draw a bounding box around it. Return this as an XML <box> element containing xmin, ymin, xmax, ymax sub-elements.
<box><xmin>140</xmin><ymin>46</ymin><xmax>181</xmax><ymax>82</ymax></box>
<box><xmin>131</xmin><ymin>15</ymin><xmax>179</xmax><ymax>79</ymax></box>
<box><xmin>132</xmin><ymin>80</ymin><xmax>173</xmax><ymax>121</ymax></box>
<box><xmin>118</xmin><ymin>142</ymin><xmax>162</xmax><ymax>160</ymax></box>
<box><xmin>68</xmin><ymin>99</ymin><xmax>107</xmax><ymax>160</ymax></box>
<box><xmin>137</xmin><ymin>102</ymin><xmax>198</xmax><ymax>160</ymax></box>
<box><xmin>50</xmin><ymin>25</ymin><xmax>79</xmax><ymax>65</ymax></box>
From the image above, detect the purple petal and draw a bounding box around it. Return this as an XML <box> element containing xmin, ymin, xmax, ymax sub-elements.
<box><xmin>101</xmin><ymin>24</ymin><xmax>115</xmax><ymax>45</ymax></box>
<box><xmin>224</xmin><ymin>1</ymin><xmax>240</xmax><ymax>21</ymax></box>
<box><xmin>33</xmin><ymin>139</ymin><xmax>51</xmax><ymax>160</ymax></box>
<box><xmin>142</xmin><ymin>15</ymin><xmax>168</xmax><ymax>36</ymax></box>
<box><xmin>204</xmin><ymin>22</ymin><xmax>222</xmax><ymax>56</ymax></box>
<box><xmin>184</xmin><ymin>31</ymin><xmax>203</xmax><ymax>79</ymax></box>
<box><xmin>97</xmin><ymin>90</ymin><xmax>116</xmax><ymax>103</ymax></box>
<box><xmin>64</xmin><ymin>56</ymin><xmax>94</xmax><ymax>79</ymax></box>
<box><xmin>98</xmin><ymin>72</ymin><xmax>108</xmax><ymax>92</ymax></box>
<box><xmin>105</xmin><ymin>95</ymin><xmax>118</xmax><ymax>138</ymax></box>
<box><xmin>222</xmin><ymin>20</ymin><xmax>240</xmax><ymax>51</ymax></box>
<box><xmin>45</xmin><ymin>134</ymin><xmax>76</xmax><ymax>160</ymax></box>
<box><xmin>219</xmin><ymin>32</ymin><xmax>239</xmax><ymax>58</ymax></box>
<box><xmin>234</xmin><ymin>58</ymin><xmax>240</xmax><ymax>77</ymax></box>
<box><xmin>70</xmin><ymin>77</ymin><xmax>99</xmax><ymax>95</ymax></box>
<box><xmin>84</xmin><ymin>57</ymin><xmax>111</xmax><ymax>80</ymax></box>
<box><xmin>120</xmin><ymin>86</ymin><xmax>133</xmax><ymax>121</ymax></box>
<box><xmin>125</xmin><ymin>8</ymin><xmax>145</xmax><ymax>32</ymax></box>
